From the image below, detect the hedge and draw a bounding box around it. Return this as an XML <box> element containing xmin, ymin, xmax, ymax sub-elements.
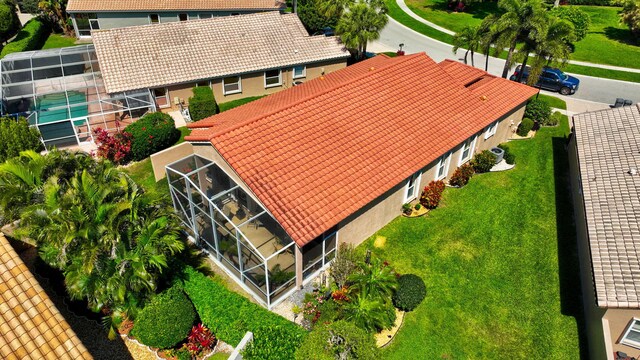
<box><xmin>131</xmin><ymin>285</ymin><xmax>197</xmax><ymax>349</ymax></box>
<box><xmin>0</xmin><ymin>0</ymin><xmax>20</xmax><ymax>44</ymax></box>
<box><xmin>392</xmin><ymin>274</ymin><xmax>427</xmax><ymax>312</ymax></box>
<box><xmin>524</xmin><ymin>99</ymin><xmax>552</xmax><ymax>125</ymax></box>
<box><xmin>1</xmin><ymin>19</ymin><xmax>50</xmax><ymax>58</ymax></box>
<box><xmin>470</xmin><ymin>150</ymin><xmax>496</xmax><ymax>173</ymax></box>
<box><xmin>517</xmin><ymin>118</ymin><xmax>535</xmax><ymax>137</ymax></box>
<box><xmin>181</xmin><ymin>267</ymin><xmax>306</xmax><ymax>360</ymax></box>
<box><xmin>188</xmin><ymin>86</ymin><xmax>218</xmax><ymax>122</ymax></box>
<box><xmin>0</xmin><ymin>116</ymin><xmax>42</xmax><ymax>162</ymax></box>
<box><xmin>124</xmin><ymin>112</ymin><xmax>180</xmax><ymax>161</ymax></box>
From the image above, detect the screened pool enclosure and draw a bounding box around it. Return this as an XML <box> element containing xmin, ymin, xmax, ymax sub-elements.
<box><xmin>0</xmin><ymin>45</ymin><xmax>155</xmax><ymax>148</ymax></box>
<box><xmin>167</xmin><ymin>155</ymin><xmax>337</xmax><ymax>308</ymax></box>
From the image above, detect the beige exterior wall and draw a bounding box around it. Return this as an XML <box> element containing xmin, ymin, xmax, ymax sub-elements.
<box><xmin>605</xmin><ymin>308</ymin><xmax>640</xmax><ymax>357</ymax></box>
<box><xmin>154</xmin><ymin>59</ymin><xmax>347</xmax><ymax>112</ymax></box>
<box><xmin>338</xmin><ymin>103</ymin><xmax>526</xmax><ymax>247</ymax></box>
<box><xmin>150</xmin><ymin>142</ymin><xmax>194</xmax><ymax>181</ymax></box>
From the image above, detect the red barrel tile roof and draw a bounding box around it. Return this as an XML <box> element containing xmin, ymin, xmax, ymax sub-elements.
<box><xmin>187</xmin><ymin>53</ymin><xmax>538</xmax><ymax>247</ymax></box>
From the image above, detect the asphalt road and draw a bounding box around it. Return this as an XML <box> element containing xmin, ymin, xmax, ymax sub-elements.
<box><xmin>375</xmin><ymin>18</ymin><xmax>640</xmax><ymax>105</ymax></box>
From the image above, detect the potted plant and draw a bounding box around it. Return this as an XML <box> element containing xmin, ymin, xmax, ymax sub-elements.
<box><xmin>402</xmin><ymin>203</ymin><xmax>412</xmax><ymax>215</ymax></box>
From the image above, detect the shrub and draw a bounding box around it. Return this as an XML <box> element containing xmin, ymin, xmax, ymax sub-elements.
<box><xmin>294</xmin><ymin>320</ymin><xmax>378</xmax><ymax>360</ymax></box>
<box><xmin>181</xmin><ymin>266</ymin><xmax>306</xmax><ymax>359</ymax></box>
<box><xmin>471</xmin><ymin>150</ymin><xmax>496</xmax><ymax>173</ymax></box>
<box><xmin>551</xmin><ymin>6</ymin><xmax>591</xmax><ymax>41</ymax></box>
<box><xmin>124</xmin><ymin>112</ymin><xmax>180</xmax><ymax>161</ymax></box>
<box><xmin>0</xmin><ymin>19</ymin><xmax>50</xmax><ymax>58</ymax></box>
<box><xmin>568</xmin><ymin>0</ymin><xmax>615</xmax><ymax>5</ymax></box>
<box><xmin>131</xmin><ymin>285</ymin><xmax>197</xmax><ymax>349</ymax></box>
<box><xmin>498</xmin><ymin>143</ymin><xmax>516</xmax><ymax>165</ymax></box>
<box><xmin>188</xmin><ymin>86</ymin><xmax>219</xmax><ymax>121</ymax></box>
<box><xmin>524</xmin><ymin>99</ymin><xmax>552</xmax><ymax>125</ymax></box>
<box><xmin>16</xmin><ymin>0</ymin><xmax>39</xmax><ymax>13</ymax></box>
<box><xmin>392</xmin><ymin>274</ymin><xmax>426</xmax><ymax>312</ymax></box>
<box><xmin>449</xmin><ymin>163</ymin><xmax>474</xmax><ymax>187</ymax></box>
<box><xmin>419</xmin><ymin>180</ymin><xmax>445</xmax><ymax>209</ymax></box>
<box><xmin>93</xmin><ymin>128</ymin><xmax>132</xmax><ymax>165</ymax></box>
<box><xmin>621</xmin><ymin>0</ymin><xmax>640</xmax><ymax>39</ymax></box>
<box><xmin>0</xmin><ymin>0</ymin><xmax>20</xmax><ymax>44</ymax></box>
<box><xmin>185</xmin><ymin>323</ymin><xmax>216</xmax><ymax>357</ymax></box>
<box><xmin>296</xmin><ymin>0</ymin><xmax>340</xmax><ymax>33</ymax></box>
<box><xmin>517</xmin><ymin>118</ymin><xmax>535</xmax><ymax>137</ymax></box>
<box><xmin>548</xmin><ymin>111</ymin><xmax>563</xmax><ymax>126</ymax></box>
<box><xmin>329</xmin><ymin>243</ymin><xmax>359</xmax><ymax>288</ymax></box>
<box><xmin>0</xmin><ymin>117</ymin><xmax>42</xmax><ymax>163</ymax></box>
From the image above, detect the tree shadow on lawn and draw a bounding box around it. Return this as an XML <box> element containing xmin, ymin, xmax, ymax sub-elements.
<box><xmin>603</xmin><ymin>27</ymin><xmax>639</xmax><ymax>46</ymax></box>
<box><xmin>423</xmin><ymin>0</ymin><xmax>500</xmax><ymax>21</ymax></box>
<box><xmin>552</xmin><ymin>135</ymin><xmax>589</xmax><ymax>360</ymax></box>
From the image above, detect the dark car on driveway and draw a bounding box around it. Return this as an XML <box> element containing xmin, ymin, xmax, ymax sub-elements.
<box><xmin>509</xmin><ymin>65</ymin><xmax>580</xmax><ymax>95</ymax></box>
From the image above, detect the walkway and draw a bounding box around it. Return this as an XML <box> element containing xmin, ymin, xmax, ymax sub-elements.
<box><xmin>395</xmin><ymin>0</ymin><xmax>640</xmax><ymax>74</ymax></box>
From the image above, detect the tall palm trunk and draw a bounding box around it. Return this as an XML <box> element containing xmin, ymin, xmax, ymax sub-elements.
<box><xmin>470</xmin><ymin>50</ymin><xmax>475</xmax><ymax>67</ymax></box>
<box><xmin>485</xmin><ymin>50</ymin><xmax>490</xmax><ymax>71</ymax></box>
<box><xmin>463</xmin><ymin>49</ymin><xmax>469</xmax><ymax>64</ymax></box>
<box><xmin>516</xmin><ymin>53</ymin><xmax>530</xmax><ymax>82</ymax></box>
<box><xmin>501</xmin><ymin>41</ymin><xmax>517</xmax><ymax>78</ymax></box>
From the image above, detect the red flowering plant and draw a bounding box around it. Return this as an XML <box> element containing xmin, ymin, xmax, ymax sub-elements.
<box><xmin>302</xmin><ymin>293</ymin><xmax>325</xmax><ymax>324</ymax></box>
<box><xmin>419</xmin><ymin>180</ymin><xmax>446</xmax><ymax>209</ymax></box>
<box><xmin>449</xmin><ymin>164</ymin><xmax>475</xmax><ymax>187</ymax></box>
<box><xmin>185</xmin><ymin>323</ymin><xmax>216</xmax><ymax>356</ymax></box>
<box><xmin>331</xmin><ymin>286</ymin><xmax>350</xmax><ymax>303</ymax></box>
<box><xmin>93</xmin><ymin>128</ymin><xmax>132</xmax><ymax>165</ymax></box>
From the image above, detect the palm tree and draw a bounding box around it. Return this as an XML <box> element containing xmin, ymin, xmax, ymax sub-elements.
<box><xmin>493</xmin><ymin>0</ymin><xmax>547</xmax><ymax>78</ymax></box>
<box><xmin>477</xmin><ymin>15</ymin><xmax>500</xmax><ymax>71</ymax></box>
<box><xmin>0</xmin><ymin>150</ymin><xmax>48</xmax><ymax>223</ymax></box>
<box><xmin>38</xmin><ymin>0</ymin><xmax>73</xmax><ymax>35</ymax></box>
<box><xmin>336</xmin><ymin>1</ymin><xmax>388</xmax><ymax>60</ymax></box>
<box><xmin>343</xmin><ymin>293</ymin><xmax>393</xmax><ymax>332</ymax></box>
<box><xmin>318</xmin><ymin>0</ymin><xmax>354</xmax><ymax>18</ymax></box>
<box><xmin>348</xmin><ymin>258</ymin><xmax>398</xmax><ymax>300</ymax></box>
<box><xmin>453</xmin><ymin>25</ymin><xmax>481</xmax><ymax>67</ymax></box>
<box><xmin>526</xmin><ymin>17</ymin><xmax>576</xmax><ymax>86</ymax></box>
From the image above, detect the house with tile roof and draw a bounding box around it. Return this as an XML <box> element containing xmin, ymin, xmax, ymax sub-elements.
<box><xmin>0</xmin><ymin>233</ymin><xmax>93</xmax><ymax>360</ymax></box>
<box><xmin>91</xmin><ymin>11</ymin><xmax>349</xmax><ymax>114</ymax></box>
<box><xmin>569</xmin><ymin>105</ymin><xmax>640</xmax><ymax>360</ymax></box>
<box><xmin>0</xmin><ymin>12</ymin><xmax>347</xmax><ymax>149</ymax></box>
<box><xmin>161</xmin><ymin>53</ymin><xmax>537</xmax><ymax>308</ymax></box>
<box><xmin>67</xmin><ymin>0</ymin><xmax>286</xmax><ymax>38</ymax></box>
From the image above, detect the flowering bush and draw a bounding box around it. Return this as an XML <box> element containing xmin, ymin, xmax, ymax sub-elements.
<box><xmin>93</xmin><ymin>128</ymin><xmax>132</xmax><ymax>164</ymax></box>
<box><xmin>449</xmin><ymin>164</ymin><xmax>474</xmax><ymax>187</ymax></box>
<box><xmin>303</xmin><ymin>293</ymin><xmax>325</xmax><ymax>324</ymax></box>
<box><xmin>185</xmin><ymin>323</ymin><xmax>216</xmax><ymax>356</ymax></box>
<box><xmin>331</xmin><ymin>287</ymin><xmax>350</xmax><ymax>302</ymax></box>
<box><xmin>419</xmin><ymin>180</ymin><xmax>445</xmax><ymax>209</ymax></box>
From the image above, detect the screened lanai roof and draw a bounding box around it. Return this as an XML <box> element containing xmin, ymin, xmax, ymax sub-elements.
<box><xmin>0</xmin><ymin>45</ymin><xmax>155</xmax><ymax>147</ymax></box>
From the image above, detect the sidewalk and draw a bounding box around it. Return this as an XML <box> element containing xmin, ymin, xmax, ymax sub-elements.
<box><xmin>396</xmin><ymin>0</ymin><xmax>640</xmax><ymax>74</ymax></box>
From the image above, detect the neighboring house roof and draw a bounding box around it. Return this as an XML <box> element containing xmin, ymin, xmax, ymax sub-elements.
<box><xmin>92</xmin><ymin>12</ymin><xmax>348</xmax><ymax>93</ymax></box>
<box><xmin>186</xmin><ymin>54</ymin><xmax>537</xmax><ymax>247</ymax></box>
<box><xmin>67</xmin><ymin>0</ymin><xmax>285</xmax><ymax>12</ymax></box>
<box><xmin>0</xmin><ymin>233</ymin><xmax>93</xmax><ymax>360</ymax></box>
<box><xmin>572</xmin><ymin>105</ymin><xmax>640</xmax><ymax>308</ymax></box>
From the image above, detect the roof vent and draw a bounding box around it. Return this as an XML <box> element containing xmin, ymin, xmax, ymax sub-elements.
<box><xmin>480</xmin><ymin>95</ymin><xmax>488</xmax><ymax>101</ymax></box>
<box><xmin>369</xmin><ymin>67</ymin><xmax>375</xmax><ymax>71</ymax></box>
<box><xmin>629</xmin><ymin>167</ymin><xmax>637</xmax><ymax>176</ymax></box>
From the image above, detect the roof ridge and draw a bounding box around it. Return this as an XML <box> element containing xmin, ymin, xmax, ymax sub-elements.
<box><xmin>201</xmin><ymin>53</ymin><xmax>426</xmax><ymax>141</ymax></box>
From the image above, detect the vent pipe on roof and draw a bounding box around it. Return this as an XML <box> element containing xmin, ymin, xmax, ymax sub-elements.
<box><xmin>629</xmin><ymin>167</ymin><xmax>638</xmax><ymax>176</ymax></box>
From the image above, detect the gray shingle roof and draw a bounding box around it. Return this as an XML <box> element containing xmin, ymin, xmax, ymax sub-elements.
<box><xmin>92</xmin><ymin>12</ymin><xmax>348</xmax><ymax>94</ymax></box>
<box><xmin>573</xmin><ymin>104</ymin><xmax>640</xmax><ymax>308</ymax></box>
<box><xmin>67</xmin><ymin>0</ymin><xmax>285</xmax><ymax>12</ymax></box>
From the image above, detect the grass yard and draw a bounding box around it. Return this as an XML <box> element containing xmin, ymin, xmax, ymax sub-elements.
<box><xmin>218</xmin><ymin>96</ymin><xmax>266</xmax><ymax>112</ymax></box>
<box><xmin>41</xmin><ymin>34</ymin><xmax>77</xmax><ymax>49</ymax></box>
<box><xmin>406</xmin><ymin>0</ymin><xmax>498</xmax><ymax>33</ymax></box>
<box><xmin>535</xmin><ymin>94</ymin><xmax>567</xmax><ymax>110</ymax></box>
<box><xmin>360</xmin><ymin>116</ymin><xmax>584</xmax><ymax>359</ymax></box>
<box><xmin>571</xmin><ymin>6</ymin><xmax>640</xmax><ymax>69</ymax></box>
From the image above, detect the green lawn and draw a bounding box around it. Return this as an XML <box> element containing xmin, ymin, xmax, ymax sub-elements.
<box><xmin>41</xmin><ymin>34</ymin><xmax>77</xmax><ymax>50</ymax></box>
<box><xmin>406</xmin><ymin>0</ymin><xmax>498</xmax><ymax>33</ymax></box>
<box><xmin>535</xmin><ymin>94</ymin><xmax>567</xmax><ymax>110</ymax></box>
<box><xmin>218</xmin><ymin>96</ymin><xmax>266</xmax><ymax>112</ymax></box>
<box><xmin>571</xmin><ymin>6</ymin><xmax>640</xmax><ymax>69</ymax></box>
<box><xmin>386</xmin><ymin>0</ymin><xmax>454</xmax><ymax>43</ymax></box>
<box><xmin>359</xmin><ymin>117</ymin><xmax>584</xmax><ymax>359</ymax></box>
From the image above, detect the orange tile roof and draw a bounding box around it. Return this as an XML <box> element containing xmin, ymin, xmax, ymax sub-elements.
<box><xmin>0</xmin><ymin>233</ymin><xmax>93</xmax><ymax>360</ymax></box>
<box><xmin>67</xmin><ymin>0</ymin><xmax>285</xmax><ymax>12</ymax></box>
<box><xmin>187</xmin><ymin>54</ymin><xmax>538</xmax><ymax>247</ymax></box>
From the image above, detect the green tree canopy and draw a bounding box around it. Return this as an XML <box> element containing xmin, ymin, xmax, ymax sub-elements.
<box><xmin>0</xmin><ymin>0</ymin><xmax>20</xmax><ymax>45</ymax></box>
<box><xmin>621</xmin><ymin>0</ymin><xmax>640</xmax><ymax>39</ymax></box>
<box><xmin>336</xmin><ymin>0</ymin><xmax>388</xmax><ymax>60</ymax></box>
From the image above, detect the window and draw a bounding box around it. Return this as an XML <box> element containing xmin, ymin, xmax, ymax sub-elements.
<box><xmin>621</xmin><ymin>319</ymin><xmax>640</xmax><ymax>349</ymax></box>
<box><xmin>178</xmin><ymin>13</ymin><xmax>189</xmax><ymax>21</ymax></box>
<box><xmin>484</xmin><ymin>121</ymin><xmax>498</xmax><ymax>139</ymax></box>
<box><xmin>404</xmin><ymin>171</ymin><xmax>422</xmax><ymax>203</ymax></box>
<box><xmin>264</xmin><ymin>69</ymin><xmax>282</xmax><ymax>88</ymax></box>
<box><xmin>75</xmin><ymin>13</ymin><xmax>99</xmax><ymax>37</ymax></box>
<box><xmin>199</xmin><ymin>13</ymin><xmax>212</xmax><ymax>19</ymax></box>
<box><xmin>149</xmin><ymin>14</ymin><xmax>160</xmax><ymax>24</ymax></box>
<box><xmin>458</xmin><ymin>136</ymin><xmax>477</xmax><ymax>165</ymax></box>
<box><xmin>436</xmin><ymin>152</ymin><xmax>451</xmax><ymax>180</ymax></box>
<box><xmin>152</xmin><ymin>88</ymin><xmax>169</xmax><ymax>108</ymax></box>
<box><xmin>223</xmin><ymin>76</ymin><xmax>241</xmax><ymax>95</ymax></box>
<box><xmin>196</xmin><ymin>80</ymin><xmax>211</xmax><ymax>88</ymax></box>
<box><xmin>293</xmin><ymin>65</ymin><xmax>306</xmax><ymax>79</ymax></box>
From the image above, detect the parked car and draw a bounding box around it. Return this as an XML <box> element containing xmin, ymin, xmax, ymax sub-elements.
<box><xmin>509</xmin><ymin>65</ymin><xmax>580</xmax><ymax>95</ymax></box>
<box><xmin>312</xmin><ymin>27</ymin><xmax>335</xmax><ymax>36</ymax></box>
